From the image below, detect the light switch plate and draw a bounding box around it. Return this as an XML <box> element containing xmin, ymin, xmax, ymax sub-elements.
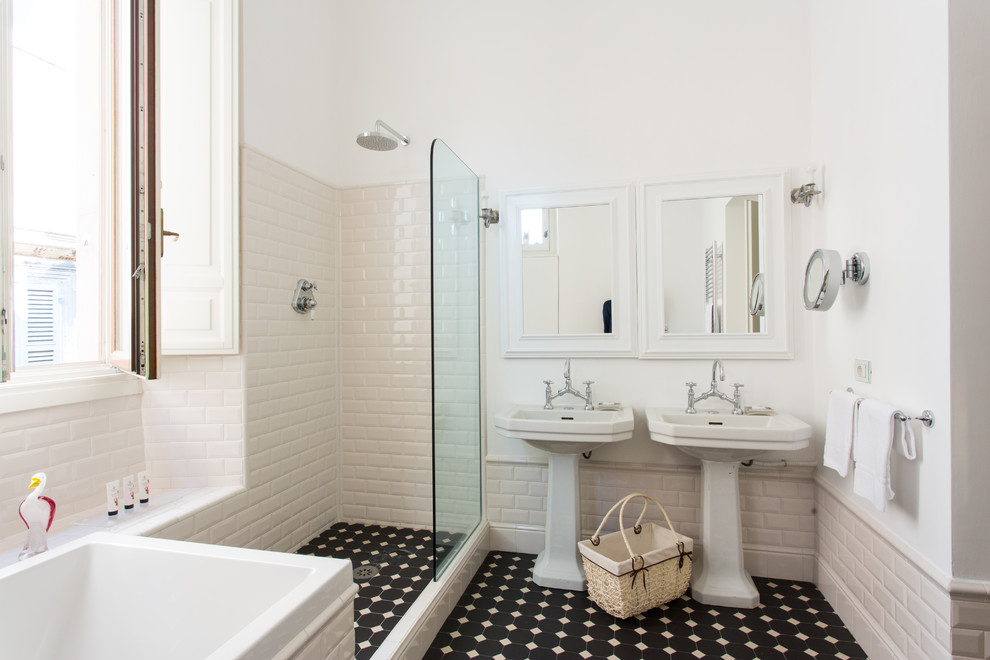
<box><xmin>854</xmin><ymin>359</ymin><xmax>872</xmax><ymax>383</ymax></box>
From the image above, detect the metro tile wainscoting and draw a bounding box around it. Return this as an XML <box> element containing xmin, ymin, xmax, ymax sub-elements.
<box><xmin>339</xmin><ymin>181</ymin><xmax>435</xmax><ymax>532</ymax></box>
<box><xmin>151</xmin><ymin>147</ymin><xmax>343</xmax><ymax>555</ymax></box>
<box><xmin>488</xmin><ymin>458</ymin><xmax>818</xmax><ymax>583</ymax></box>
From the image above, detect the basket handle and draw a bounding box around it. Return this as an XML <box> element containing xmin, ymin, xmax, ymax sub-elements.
<box><xmin>589</xmin><ymin>493</ymin><xmax>682</xmax><ymax>566</ymax></box>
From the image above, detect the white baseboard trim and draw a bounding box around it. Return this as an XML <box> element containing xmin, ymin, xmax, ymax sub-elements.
<box><xmin>489</xmin><ymin>522</ymin><xmax>817</xmax><ymax>582</ymax></box>
<box><xmin>373</xmin><ymin>521</ymin><xmax>489</xmax><ymax>660</ymax></box>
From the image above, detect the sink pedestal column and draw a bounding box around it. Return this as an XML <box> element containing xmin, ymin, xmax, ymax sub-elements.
<box><xmin>692</xmin><ymin>459</ymin><xmax>760</xmax><ymax>608</ymax></box>
<box><xmin>532</xmin><ymin>453</ymin><xmax>586</xmax><ymax>591</ymax></box>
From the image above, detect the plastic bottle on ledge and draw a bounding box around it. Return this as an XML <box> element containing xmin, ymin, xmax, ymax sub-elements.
<box><xmin>138</xmin><ymin>470</ymin><xmax>150</xmax><ymax>504</ymax></box>
<box><xmin>18</xmin><ymin>472</ymin><xmax>56</xmax><ymax>561</ymax></box>
<box><xmin>123</xmin><ymin>474</ymin><xmax>136</xmax><ymax>511</ymax></box>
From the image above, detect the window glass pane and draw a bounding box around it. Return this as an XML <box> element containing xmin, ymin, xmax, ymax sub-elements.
<box><xmin>520</xmin><ymin>208</ymin><xmax>546</xmax><ymax>246</ymax></box>
<box><xmin>12</xmin><ymin>0</ymin><xmax>103</xmax><ymax>366</ymax></box>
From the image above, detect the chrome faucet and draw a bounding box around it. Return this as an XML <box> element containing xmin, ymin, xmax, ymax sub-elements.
<box><xmin>686</xmin><ymin>359</ymin><xmax>744</xmax><ymax>414</ymax></box>
<box><xmin>544</xmin><ymin>358</ymin><xmax>594</xmax><ymax>410</ymax></box>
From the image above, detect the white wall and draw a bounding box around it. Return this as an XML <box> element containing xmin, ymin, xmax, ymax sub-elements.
<box><xmin>809</xmin><ymin>0</ymin><xmax>952</xmax><ymax>574</ymax></box>
<box><xmin>240</xmin><ymin>0</ymin><xmax>336</xmax><ymax>183</ymax></box>
<box><xmin>321</xmin><ymin>1</ymin><xmax>815</xmax><ymax>460</ymax></box>
<box><xmin>948</xmin><ymin>0</ymin><xmax>990</xmax><ymax>580</ymax></box>
<box><xmin>329</xmin><ymin>1</ymin><xmax>811</xmax><ymax>192</ymax></box>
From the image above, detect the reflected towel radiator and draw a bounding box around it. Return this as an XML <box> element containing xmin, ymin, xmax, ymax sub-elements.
<box><xmin>705</xmin><ymin>242</ymin><xmax>723</xmax><ymax>333</ymax></box>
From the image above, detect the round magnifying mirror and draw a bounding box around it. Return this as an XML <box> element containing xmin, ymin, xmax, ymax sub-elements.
<box><xmin>749</xmin><ymin>272</ymin><xmax>765</xmax><ymax>317</ymax></box>
<box><xmin>804</xmin><ymin>249</ymin><xmax>842</xmax><ymax>310</ymax></box>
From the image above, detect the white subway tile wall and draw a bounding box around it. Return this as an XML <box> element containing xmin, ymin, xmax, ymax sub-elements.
<box><xmin>487</xmin><ymin>459</ymin><xmax>818</xmax><ymax>582</ymax></box>
<box><xmin>153</xmin><ymin>147</ymin><xmax>340</xmax><ymax>552</ymax></box>
<box><xmin>0</xmin><ymin>395</ymin><xmax>146</xmax><ymax>552</ymax></box>
<box><xmin>951</xmin><ymin>596</ymin><xmax>990</xmax><ymax>659</ymax></box>
<box><xmin>339</xmin><ymin>182</ymin><xmax>433</xmax><ymax>529</ymax></box>
<box><xmin>432</xmin><ymin>173</ymin><xmax>484</xmax><ymax>537</ymax></box>
<box><xmin>816</xmin><ymin>483</ymin><xmax>953</xmax><ymax>660</ymax></box>
<box><xmin>143</xmin><ymin>356</ymin><xmax>245</xmax><ymax>489</ymax></box>
<box><xmin>275</xmin><ymin>589</ymin><xmax>357</xmax><ymax>660</ymax></box>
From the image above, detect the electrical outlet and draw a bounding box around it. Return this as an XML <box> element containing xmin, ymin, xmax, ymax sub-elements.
<box><xmin>854</xmin><ymin>359</ymin><xmax>872</xmax><ymax>383</ymax></box>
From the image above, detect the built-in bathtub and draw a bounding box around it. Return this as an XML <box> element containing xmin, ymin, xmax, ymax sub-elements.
<box><xmin>0</xmin><ymin>533</ymin><xmax>357</xmax><ymax>660</ymax></box>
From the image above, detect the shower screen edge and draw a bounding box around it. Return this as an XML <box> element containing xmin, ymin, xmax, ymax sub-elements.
<box><xmin>430</xmin><ymin>139</ymin><xmax>483</xmax><ymax>580</ymax></box>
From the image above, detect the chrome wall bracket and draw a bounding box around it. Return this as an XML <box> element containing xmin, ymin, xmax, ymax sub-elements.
<box><xmin>842</xmin><ymin>252</ymin><xmax>869</xmax><ymax>285</ymax></box>
<box><xmin>790</xmin><ymin>182</ymin><xmax>822</xmax><ymax>207</ymax></box>
<box><xmin>481</xmin><ymin>208</ymin><xmax>499</xmax><ymax>228</ymax></box>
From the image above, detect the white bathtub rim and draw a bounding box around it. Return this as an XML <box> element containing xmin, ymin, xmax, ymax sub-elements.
<box><xmin>0</xmin><ymin>532</ymin><xmax>354</xmax><ymax>660</ymax></box>
<box><xmin>271</xmin><ymin>582</ymin><xmax>360</xmax><ymax>660</ymax></box>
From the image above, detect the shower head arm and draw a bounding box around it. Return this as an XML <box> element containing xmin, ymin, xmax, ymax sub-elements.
<box><xmin>374</xmin><ymin>120</ymin><xmax>409</xmax><ymax>146</ymax></box>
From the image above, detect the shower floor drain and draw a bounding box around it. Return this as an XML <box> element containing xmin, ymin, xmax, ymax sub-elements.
<box><xmin>353</xmin><ymin>564</ymin><xmax>381</xmax><ymax>582</ymax></box>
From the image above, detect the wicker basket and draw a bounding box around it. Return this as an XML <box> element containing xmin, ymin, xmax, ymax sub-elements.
<box><xmin>578</xmin><ymin>493</ymin><xmax>693</xmax><ymax>619</ymax></box>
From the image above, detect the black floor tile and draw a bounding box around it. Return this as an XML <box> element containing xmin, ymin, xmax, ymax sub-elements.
<box><xmin>297</xmin><ymin>522</ymin><xmax>462</xmax><ymax>660</ymax></box>
<box><xmin>424</xmin><ymin>552</ymin><xmax>868</xmax><ymax>660</ymax></box>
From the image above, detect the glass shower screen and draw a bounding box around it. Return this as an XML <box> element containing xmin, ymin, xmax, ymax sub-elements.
<box><xmin>430</xmin><ymin>139</ymin><xmax>482</xmax><ymax>579</ymax></box>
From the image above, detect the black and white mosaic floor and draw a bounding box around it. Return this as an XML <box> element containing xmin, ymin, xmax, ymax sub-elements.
<box><xmin>424</xmin><ymin>552</ymin><xmax>868</xmax><ymax>660</ymax></box>
<box><xmin>297</xmin><ymin>522</ymin><xmax>434</xmax><ymax>660</ymax></box>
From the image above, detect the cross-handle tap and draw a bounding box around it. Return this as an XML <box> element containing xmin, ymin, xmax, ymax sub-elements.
<box><xmin>731</xmin><ymin>383</ymin><xmax>745</xmax><ymax>414</ymax></box>
<box><xmin>685</xmin><ymin>382</ymin><xmax>697</xmax><ymax>414</ymax></box>
<box><xmin>687</xmin><ymin>359</ymin><xmax>743</xmax><ymax>413</ymax></box>
<box><xmin>544</xmin><ymin>360</ymin><xmax>594</xmax><ymax>410</ymax></box>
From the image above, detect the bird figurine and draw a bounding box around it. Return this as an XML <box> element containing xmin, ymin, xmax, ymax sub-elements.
<box><xmin>18</xmin><ymin>472</ymin><xmax>56</xmax><ymax>561</ymax></box>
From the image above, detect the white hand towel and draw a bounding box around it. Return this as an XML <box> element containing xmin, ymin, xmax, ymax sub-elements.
<box><xmin>853</xmin><ymin>399</ymin><xmax>899</xmax><ymax>511</ymax></box>
<box><xmin>823</xmin><ymin>390</ymin><xmax>861</xmax><ymax>477</ymax></box>
<box><xmin>897</xmin><ymin>418</ymin><xmax>917</xmax><ymax>460</ymax></box>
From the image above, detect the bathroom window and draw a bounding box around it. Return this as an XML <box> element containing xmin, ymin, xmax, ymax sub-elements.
<box><xmin>0</xmin><ymin>0</ymin><xmax>159</xmax><ymax>398</ymax></box>
<box><xmin>521</xmin><ymin>208</ymin><xmax>551</xmax><ymax>252</ymax></box>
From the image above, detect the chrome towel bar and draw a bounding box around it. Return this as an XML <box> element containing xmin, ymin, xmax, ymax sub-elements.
<box><xmin>846</xmin><ymin>388</ymin><xmax>935</xmax><ymax>428</ymax></box>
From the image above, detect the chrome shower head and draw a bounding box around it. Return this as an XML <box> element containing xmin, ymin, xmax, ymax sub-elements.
<box><xmin>356</xmin><ymin>120</ymin><xmax>409</xmax><ymax>151</ymax></box>
<box><xmin>356</xmin><ymin>132</ymin><xmax>398</xmax><ymax>151</ymax></box>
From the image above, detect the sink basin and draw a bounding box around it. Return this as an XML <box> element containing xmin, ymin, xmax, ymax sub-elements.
<box><xmin>493</xmin><ymin>404</ymin><xmax>634</xmax><ymax>590</ymax></box>
<box><xmin>494</xmin><ymin>404</ymin><xmax>634</xmax><ymax>454</ymax></box>
<box><xmin>646</xmin><ymin>405</ymin><xmax>811</xmax><ymax>608</ymax></box>
<box><xmin>646</xmin><ymin>407</ymin><xmax>811</xmax><ymax>461</ymax></box>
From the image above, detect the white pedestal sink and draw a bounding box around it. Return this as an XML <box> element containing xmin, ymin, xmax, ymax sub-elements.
<box><xmin>494</xmin><ymin>405</ymin><xmax>634</xmax><ymax>590</ymax></box>
<box><xmin>646</xmin><ymin>407</ymin><xmax>811</xmax><ymax>608</ymax></box>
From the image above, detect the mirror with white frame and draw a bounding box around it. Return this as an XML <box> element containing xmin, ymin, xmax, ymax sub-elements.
<box><xmin>500</xmin><ymin>185</ymin><xmax>636</xmax><ymax>356</ymax></box>
<box><xmin>639</xmin><ymin>171</ymin><xmax>791</xmax><ymax>358</ymax></box>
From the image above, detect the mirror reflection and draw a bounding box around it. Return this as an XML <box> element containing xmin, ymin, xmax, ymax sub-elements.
<box><xmin>521</xmin><ymin>204</ymin><xmax>612</xmax><ymax>335</ymax></box>
<box><xmin>660</xmin><ymin>195</ymin><xmax>763</xmax><ymax>334</ymax></box>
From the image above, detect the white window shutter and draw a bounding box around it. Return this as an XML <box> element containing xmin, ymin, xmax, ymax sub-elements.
<box><xmin>159</xmin><ymin>0</ymin><xmax>238</xmax><ymax>355</ymax></box>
